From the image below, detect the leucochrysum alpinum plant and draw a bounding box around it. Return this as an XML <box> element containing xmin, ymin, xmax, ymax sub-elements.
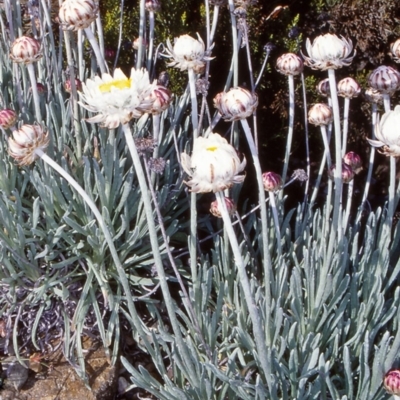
<box><xmin>2</xmin><ymin>0</ymin><xmax>400</xmax><ymax>398</ymax></box>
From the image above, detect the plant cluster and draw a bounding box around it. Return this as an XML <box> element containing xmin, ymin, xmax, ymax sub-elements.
<box><xmin>2</xmin><ymin>0</ymin><xmax>400</xmax><ymax>399</ymax></box>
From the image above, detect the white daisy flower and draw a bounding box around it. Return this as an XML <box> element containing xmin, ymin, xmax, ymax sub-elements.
<box><xmin>79</xmin><ymin>68</ymin><xmax>155</xmax><ymax>129</ymax></box>
<box><xmin>181</xmin><ymin>133</ymin><xmax>246</xmax><ymax>193</ymax></box>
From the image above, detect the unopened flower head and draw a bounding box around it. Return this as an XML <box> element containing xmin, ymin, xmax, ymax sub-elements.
<box><xmin>146</xmin><ymin>85</ymin><xmax>172</xmax><ymax>114</ymax></box>
<box><xmin>390</xmin><ymin>39</ymin><xmax>400</xmax><ymax>63</ymax></box>
<box><xmin>0</xmin><ymin>109</ymin><xmax>17</xmax><ymax>129</ymax></box>
<box><xmin>308</xmin><ymin>103</ymin><xmax>333</xmax><ymax>126</ymax></box>
<box><xmin>165</xmin><ymin>33</ymin><xmax>212</xmax><ymax>73</ymax></box>
<box><xmin>79</xmin><ymin>68</ymin><xmax>155</xmax><ymax>129</ymax></box>
<box><xmin>10</xmin><ymin>36</ymin><xmax>42</xmax><ymax>64</ymax></box>
<box><xmin>210</xmin><ymin>197</ymin><xmax>236</xmax><ymax>218</ymax></box>
<box><xmin>368</xmin><ymin>65</ymin><xmax>400</xmax><ymax>95</ymax></box>
<box><xmin>64</xmin><ymin>77</ymin><xmax>83</xmax><ymax>93</ymax></box>
<box><xmin>8</xmin><ymin>124</ymin><xmax>50</xmax><ymax>166</ymax></box>
<box><xmin>59</xmin><ymin>0</ymin><xmax>99</xmax><ymax>31</ymax></box>
<box><xmin>337</xmin><ymin>77</ymin><xmax>361</xmax><ymax>99</ymax></box>
<box><xmin>316</xmin><ymin>78</ymin><xmax>330</xmax><ymax>97</ymax></box>
<box><xmin>343</xmin><ymin>151</ymin><xmax>362</xmax><ymax>173</ymax></box>
<box><xmin>276</xmin><ymin>53</ymin><xmax>304</xmax><ymax>76</ymax></box>
<box><xmin>180</xmin><ymin>133</ymin><xmax>246</xmax><ymax>193</ymax></box>
<box><xmin>364</xmin><ymin>87</ymin><xmax>383</xmax><ymax>104</ymax></box>
<box><xmin>262</xmin><ymin>172</ymin><xmax>283</xmax><ymax>192</ymax></box>
<box><xmin>145</xmin><ymin>0</ymin><xmax>161</xmax><ymax>12</ymax></box>
<box><xmin>328</xmin><ymin>163</ymin><xmax>354</xmax><ymax>183</ymax></box>
<box><xmin>384</xmin><ymin>369</ymin><xmax>400</xmax><ymax>395</ymax></box>
<box><xmin>302</xmin><ymin>33</ymin><xmax>355</xmax><ymax>70</ymax></box>
<box><xmin>214</xmin><ymin>87</ymin><xmax>258</xmax><ymax>121</ymax></box>
<box><xmin>368</xmin><ymin>105</ymin><xmax>400</xmax><ymax>157</ymax></box>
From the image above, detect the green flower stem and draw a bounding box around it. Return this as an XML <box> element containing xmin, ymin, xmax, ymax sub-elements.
<box><xmin>34</xmin><ymin>149</ymin><xmax>154</xmax><ymax>351</ymax></box>
<box><xmin>143</xmin><ymin>155</ymin><xmax>212</xmax><ymax>361</ymax></box>
<box><xmin>300</xmin><ymin>73</ymin><xmax>310</xmax><ymax>199</ymax></box>
<box><xmin>281</xmin><ymin>74</ymin><xmax>294</xmax><ymax>184</ymax></box>
<box><xmin>26</xmin><ymin>63</ymin><xmax>42</xmax><ymax>123</ymax></box>
<box><xmin>84</xmin><ymin>27</ymin><xmax>107</xmax><ymax>74</ymax></box>
<box><xmin>136</xmin><ymin>0</ymin><xmax>146</xmax><ymax>69</ymax></box>
<box><xmin>320</xmin><ymin>125</ymin><xmax>332</xmax><ymax>169</ymax></box>
<box><xmin>360</xmin><ymin>103</ymin><xmax>377</xmax><ymax>213</ymax></box>
<box><xmin>188</xmin><ymin>68</ymin><xmax>199</xmax><ymax>284</ymax></box>
<box><xmin>268</xmin><ymin>191</ymin><xmax>281</xmax><ymax>257</ymax></box>
<box><xmin>328</xmin><ymin>68</ymin><xmax>343</xmax><ymax>243</ymax></box>
<box><xmin>113</xmin><ymin>0</ymin><xmax>125</xmax><ymax>71</ymax></box>
<box><xmin>388</xmin><ymin>156</ymin><xmax>396</xmax><ymax>226</ymax></box>
<box><xmin>228</xmin><ymin>0</ymin><xmax>238</xmax><ymax>87</ymax></box>
<box><xmin>122</xmin><ymin>123</ymin><xmax>198</xmax><ymax>383</ymax></box>
<box><xmin>146</xmin><ymin>11</ymin><xmax>155</xmax><ymax>74</ymax></box>
<box><xmin>77</xmin><ymin>30</ymin><xmax>84</xmax><ymax>80</ymax></box>
<box><xmin>341</xmin><ymin>97</ymin><xmax>350</xmax><ymax>157</ymax></box>
<box><xmin>343</xmin><ymin>180</ymin><xmax>354</xmax><ymax>233</ymax></box>
<box><xmin>210</xmin><ymin>5</ymin><xmax>220</xmax><ymax>45</ymax></box>
<box><xmin>240</xmin><ymin>118</ymin><xmax>273</xmax><ymax>338</ymax></box>
<box><xmin>255</xmin><ymin>46</ymin><xmax>272</xmax><ymax>90</ymax></box>
<box><xmin>215</xmin><ymin>191</ymin><xmax>271</xmax><ymax>386</ymax></box>
<box><xmin>63</xmin><ymin>30</ymin><xmax>82</xmax><ymax>159</ymax></box>
<box><xmin>243</xmin><ymin>22</ymin><xmax>255</xmax><ymax>92</ymax></box>
<box><xmin>383</xmin><ymin>93</ymin><xmax>391</xmax><ymax>113</ymax></box>
<box><xmin>310</xmin><ymin>151</ymin><xmax>328</xmax><ymax>207</ymax></box>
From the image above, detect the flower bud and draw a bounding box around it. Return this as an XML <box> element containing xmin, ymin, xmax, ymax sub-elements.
<box><xmin>390</xmin><ymin>39</ymin><xmax>400</xmax><ymax>63</ymax></box>
<box><xmin>8</xmin><ymin>124</ymin><xmax>50</xmax><ymax>166</ymax></box>
<box><xmin>276</xmin><ymin>53</ymin><xmax>304</xmax><ymax>76</ymax></box>
<box><xmin>210</xmin><ymin>197</ymin><xmax>236</xmax><ymax>218</ymax></box>
<box><xmin>343</xmin><ymin>151</ymin><xmax>362</xmax><ymax>173</ymax></box>
<box><xmin>328</xmin><ymin>163</ymin><xmax>354</xmax><ymax>183</ymax></box>
<box><xmin>368</xmin><ymin>65</ymin><xmax>400</xmax><ymax>95</ymax></box>
<box><xmin>36</xmin><ymin>83</ymin><xmax>46</xmax><ymax>94</ymax></box>
<box><xmin>10</xmin><ymin>36</ymin><xmax>42</xmax><ymax>64</ymax></box>
<box><xmin>316</xmin><ymin>78</ymin><xmax>330</xmax><ymax>97</ymax></box>
<box><xmin>59</xmin><ymin>0</ymin><xmax>99</xmax><ymax>31</ymax></box>
<box><xmin>384</xmin><ymin>369</ymin><xmax>400</xmax><ymax>395</ymax></box>
<box><xmin>214</xmin><ymin>87</ymin><xmax>258</xmax><ymax>121</ymax></box>
<box><xmin>104</xmin><ymin>48</ymin><xmax>116</xmax><ymax>59</ymax></box>
<box><xmin>364</xmin><ymin>87</ymin><xmax>383</xmax><ymax>104</ymax></box>
<box><xmin>145</xmin><ymin>0</ymin><xmax>161</xmax><ymax>12</ymax></box>
<box><xmin>308</xmin><ymin>103</ymin><xmax>333</xmax><ymax>126</ymax></box>
<box><xmin>147</xmin><ymin>85</ymin><xmax>173</xmax><ymax>114</ymax></box>
<box><xmin>0</xmin><ymin>109</ymin><xmax>17</xmax><ymax>129</ymax></box>
<box><xmin>64</xmin><ymin>78</ymin><xmax>83</xmax><ymax>93</ymax></box>
<box><xmin>262</xmin><ymin>172</ymin><xmax>283</xmax><ymax>192</ymax></box>
<box><xmin>337</xmin><ymin>77</ymin><xmax>361</xmax><ymax>99</ymax></box>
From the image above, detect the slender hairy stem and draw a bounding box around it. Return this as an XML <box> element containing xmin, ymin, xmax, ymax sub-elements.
<box><xmin>310</xmin><ymin>152</ymin><xmax>328</xmax><ymax>208</ymax></box>
<box><xmin>255</xmin><ymin>47</ymin><xmax>271</xmax><ymax>90</ymax></box>
<box><xmin>188</xmin><ymin>68</ymin><xmax>199</xmax><ymax>283</ymax></box>
<box><xmin>35</xmin><ymin>150</ymin><xmax>154</xmax><ymax>352</ymax></box>
<box><xmin>388</xmin><ymin>156</ymin><xmax>396</xmax><ymax>227</ymax></box>
<box><xmin>300</xmin><ymin>73</ymin><xmax>310</xmax><ymax>199</ymax></box>
<box><xmin>113</xmin><ymin>0</ymin><xmax>125</xmax><ymax>71</ymax></box>
<box><xmin>327</xmin><ymin>68</ymin><xmax>342</xmax><ymax>243</ymax></box>
<box><xmin>136</xmin><ymin>0</ymin><xmax>146</xmax><ymax>69</ymax></box>
<box><xmin>282</xmin><ymin>74</ymin><xmax>294</xmax><ymax>184</ymax></box>
<box><xmin>26</xmin><ymin>64</ymin><xmax>42</xmax><ymax>123</ymax></box>
<box><xmin>122</xmin><ymin>123</ymin><xmax>198</xmax><ymax>383</ymax></box>
<box><xmin>84</xmin><ymin>27</ymin><xmax>107</xmax><ymax>74</ymax></box>
<box><xmin>320</xmin><ymin>125</ymin><xmax>332</xmax><ymax>169</ymax></box>
<box><xmin>146</xmin><ymin>11</ymin><xmax>155</xmax><ymax>74</ymax></box>
<box><xmin>216</xmin><ymin>191</ymin><xmax>272</xmax><ymax>387</ymax></box>
<box><xmin>343</xmin><ymin>180</ymin><xmax>353</xmax><ymax>232</ymax></box>
<box><xmin>342</xmin><ymin>97</ymin><xmax>350</xmax><ymax>157</ymax></box>
<box><xmin>210</xmin><ymin>5</ymin><xmax>219</xmax><ymax>45</ymax></box>
<box><xmin>228</xmin><ymin>0</ymin><xmax>238</xmax><ymax>87</ymax></box>
<box><xmin>240</xmin><ymin>119</ymin><xmax>273</xmax><ymax>341</ymax></box>
<box><xmin>63</xmin><ymin>30</ymin><xmax>82</xmax><ymax>159</ymax></box>
<box><xmin>383</xmin><ymin>93</ymin><xmax>391</xmax><ymax>113</ymax></box>
<box><xmin>143</xmin><ymin>155</ymin><xmax>212</xmax><ymax>361</ymax></box>
<box><xmin>268</xmin><ymin>191</ymin><xmax>281</xmax><ymax>256</ymax></box>
<box><xmin>360</xmin><ymin>103</ymin><xmax>377</xmax><ymax>212</ymax></box>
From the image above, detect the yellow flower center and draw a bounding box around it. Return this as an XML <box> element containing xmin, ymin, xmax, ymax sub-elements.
<box><xmin>99</xmin><ymin>78</ymin><xmax>131</xmax><ymax>93</ymax></box>
<box><xmin>206</xmin><ymin>146</ymin><xmax>218</xmax><ymax>152</ymax></box>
